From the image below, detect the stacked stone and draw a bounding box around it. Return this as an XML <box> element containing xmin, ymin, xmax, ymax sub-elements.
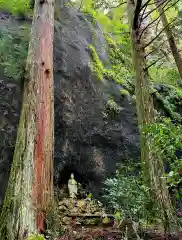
<box><xmin>58</xmin><ymin>198</ymin><xmax>106</xmax><ymax>229</ymax></box>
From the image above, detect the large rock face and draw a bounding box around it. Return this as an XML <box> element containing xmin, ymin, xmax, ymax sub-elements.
<box><xmin>0</xmin><ymin>6</ymin><xmax>139</xmax><ymax>202</ymax></box>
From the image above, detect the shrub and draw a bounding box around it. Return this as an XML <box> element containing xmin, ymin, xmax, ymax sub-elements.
<box><xmin>144</xmin><ymin>117</ymin><xmax>182</xmax><ymax>199</ymax></box>
<box><xmin>103</xmin><ymin>164</ymin><xmax>159</xmax><ymax>223</ymax></box>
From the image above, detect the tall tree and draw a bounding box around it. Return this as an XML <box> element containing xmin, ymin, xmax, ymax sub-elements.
<box><xmin>155</xmin><ymin>0</ymin><xmax>182</xmax><ymax>81</ymax></box>
<box><xmin>0</xmin><ymin>0</ymin><xmax>54</xmax><ymax>239</ymax></box>
<box><xmin>127</xmin><ymin>0</ymin><xmax>179</xmax><ymax>231</ymax></box>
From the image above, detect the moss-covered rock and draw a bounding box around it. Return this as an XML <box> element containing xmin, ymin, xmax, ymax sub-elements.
<box><xmin>104</xmin><ymin>33</ymin><xmax>132</xmax><ymax>86</ymax></box>
<box><xmin>120</xmin><ymin>89</ymin><xmax>130</xmax><ymax>97</ymax></box>
<box><xmin>0</xmin><ymin>25</ymin><xmax>29</xmax><ymax>81</ymax></box>
<box><xmin>88</xmin><ymin>44</ymin><xmax>104</xmax><ymax>81</ymax></box>
<box><xmin>105</xmin><ymin>97</ymin><xmax>121</xmax><ymax>117</ymax></box>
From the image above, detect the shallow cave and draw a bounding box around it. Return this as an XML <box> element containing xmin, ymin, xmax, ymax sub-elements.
<box><xmin>56</xmin><ymin>165</ymin><xmax>89</xmax><ymax>199</ymax></box>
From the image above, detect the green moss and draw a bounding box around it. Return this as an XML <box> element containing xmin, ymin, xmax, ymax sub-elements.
<box><xmin>104</xmin><ymin>33</ymin><xmax>123</xmax><ymax>63</ymax></box>
<box><xmin>105</xmin><ymin>34</ymin><xmax>116</xmax><ymax>47</ymax></box>
<box><xmin>88</xmin><ymin>39</ymin><xmax>131</xmax><ymax>89</ymax></box>
<box><xmin>0</xmin><ymin>0</ymin><xmax>32</xmax><ymax>17</ymax></box>
<box><xmin>26</xmin><ymin>234</ymin><xmax>45</xmax><ymax>240</ymax></box>
<box><xmin>104</xmin><ymin>33</ymin><xmax>132</xmax><ymax>86</ymax></box>
<box><xmin>104</xmin><ymin>69</ymin><xmax>124</xmax><ymax>84</ymax></box>
<box><xmin>105</xmin><ymin>97</ymin><xmax>121</xmax><ymax>117</ymax></box>
<box><xmin>105</xmin><ymin>34</ymin><xmax>118</xmax><ymax>59</ymax></box>
<box><xmin>88</xmin><ymin>35</ymin><xmax>132</xmax><ymax>89</ymax></box>
<box><xmin>88</xmin><ymin>44</ymin><xmax>104</xmax><ymax>81</ymax></box>
<box><xmin>0</xmin><ymin>25</ymin><xmax>29</xmax><ymax>81</ymax></box>
<box><xmin>120</xmin><ymin>89</ymin><xmax>130</xmax><ymax>97</ymax></box>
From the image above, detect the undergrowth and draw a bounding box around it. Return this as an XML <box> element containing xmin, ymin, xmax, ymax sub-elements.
<box><xmin>103</xmin><ymin>118</ymin><xmax>182</xmax><ymax>228</ymax></box>
<box><xmin>103</xmin><ymin>163</ymin><xmax>160</xmax><ymax>225</ymax></box>
<box><xmin>144</xmin><ymin>117</ymin><xmax>182</xmax><ymax>201</ymax></box>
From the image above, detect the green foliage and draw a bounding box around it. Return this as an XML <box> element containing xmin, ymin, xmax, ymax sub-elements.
<box><xmin>78</xmin><ymin>0</ymin><xmax>128</xmax><ymax>37</ymax></box>
<box><xmin>88</xmin><ymin>44</ymin><xmax>104</xmax><ymax>80</ymax></box>
<box><xmin>150</xmin><ymin>66</ymin><xmax>180</xmax><ymax>86</ymax></box>
<box><xmin>0</xmin><ymin>26</ymin><xmax>29</xmax><ymax>80</ymax></box>
<box><xmin>46</xmin><ymin>198</ymin><xmax>64</xmax><ymax>239</ymax></box>
<box><xmin>164</xmin><ymin>85</ymin><xmax>182</xmax><ymax>105</ymax></box>
<box><xmin>152</xmin><ymin>87</ymin><xmax>182</xmax><ymax>121</ymax></box>
<box><xmin>0</xmin><ymin>0</ymin><xmax>32</xmax><ymax>16</ymax></box>
<box><xmin>103</xmin><ymin>163</ymin><xmax>159</xmax><ymax>223</ymax></box>
<box><xmin>74</xmin><ymin>0</ymin><xmax>133</xmax><ymax>87</ymax></box>
<box><xmin>75</xmin><ymin>0</ymin><xmax>181</xmax><ymax>91</ymax></box>
<box><xmin>104</xmin><ymin>33</ymin><xmax>132</xmax><ymax>85</ymax></box>
<box><xmin>144</xmin><ymin>118</ymin><xmax>182</xmax><ymax>198</ymax></box>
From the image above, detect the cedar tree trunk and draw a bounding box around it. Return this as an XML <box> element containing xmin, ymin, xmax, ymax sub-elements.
<box><xmin>0</xmin><ymin>0</ymin><xmax>55</xmax><ymax>239</ymax></box>
<box><xmin>127</xmin><ymin>0</ymin><xmax>179</xmax><ymax>231</ymax></box>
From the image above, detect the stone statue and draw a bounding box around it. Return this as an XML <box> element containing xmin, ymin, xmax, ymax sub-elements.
<box><xmin>68</xmin><ymin>173</ymin><xmax>77</xmax><ymax>198</ymax></box>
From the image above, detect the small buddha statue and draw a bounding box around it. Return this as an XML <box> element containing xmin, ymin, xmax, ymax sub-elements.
<box><xmin>68</xmin><ymin>173</ymin><xmax>77</xmax><ymax>198</ymax></box>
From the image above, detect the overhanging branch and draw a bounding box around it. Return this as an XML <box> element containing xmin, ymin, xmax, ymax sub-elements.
<box><xmin>142</xmin><ymin>0</ymin><xmax>170</xmax><ymax>21</ymax></box>
<box><xmin>145</xmin><ymin>55</ymin><xmax>165</xmax><ymax>70</ymax></box>
<box><xmin>144</xmin><ymin>16</ymin><xmax>177</xmax><ymax>48</ymax></box>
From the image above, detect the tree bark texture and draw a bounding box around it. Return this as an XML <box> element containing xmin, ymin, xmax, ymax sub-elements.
<box><xmin>155</xmin><ymin>0</ymin><xmax>182</xmax><ymax>80</ymax></box>
<box><xmin>0</xmin><ymin>0</ymin><xmax>54</xmax><ymax>239</ymax></box>
<box><xmin>127</xmin><ymin>0</ymin><xmax>179</xmax><ymax>231</ymax></box>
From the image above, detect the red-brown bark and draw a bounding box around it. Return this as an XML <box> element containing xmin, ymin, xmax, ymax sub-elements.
<box><xmin>32</xmin><ymin>3</ymin><xmax>54</xmax><ymax>230</ymax></box>
<box><xmin>0</xmin><ymin>0</ymin><xmax>54</xmax><ymax>239</ymax></box>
